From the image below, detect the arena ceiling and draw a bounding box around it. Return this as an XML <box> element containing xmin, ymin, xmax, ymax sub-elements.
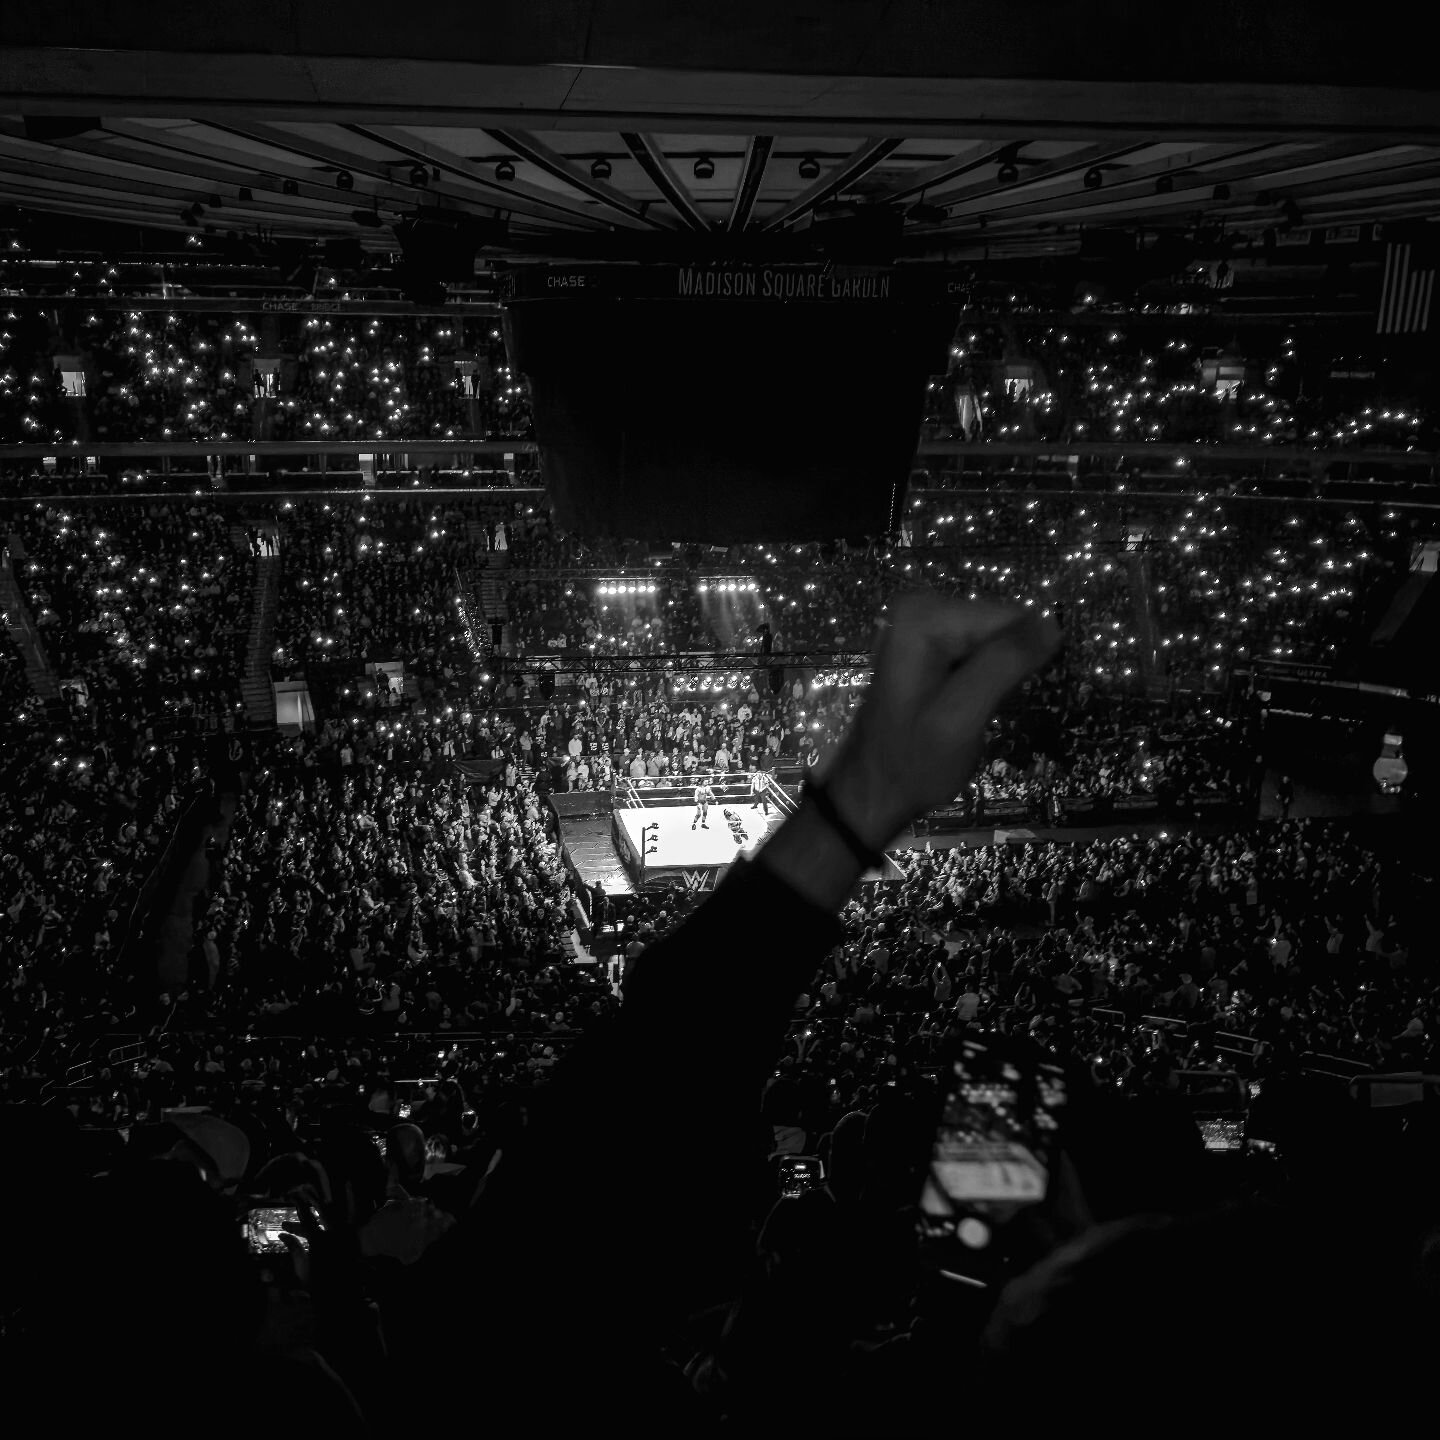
<box><xmin>3</xmin><ymin>3</ymin><xmax>1440</xmax><ymax>265</ymax></box>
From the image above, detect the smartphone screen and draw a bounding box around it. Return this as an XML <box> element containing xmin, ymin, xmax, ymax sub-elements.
<box><xmin>244</xmin><ymin>1205</ymin><xmax>306</xmax><ymax>1255</ymax></box>
<box><xmin>1197</xmin><ymin>1118</ymin><xmax>1244</xmax><ymax>1152</ymax></box>
<box><xmin>393</xmin><ymin>1078</ymin><xmax>437</xmax><ymax>1121</ymax></box>
<box><xmin>777</xmin><ymin>1155</ymin><xmax>824</xmax><ymax>1199</ymax></box>
<box><xmin>919</xmin><ymin>1042</ymin><xmax>1066</xmax><ymax>1244</ymax></box>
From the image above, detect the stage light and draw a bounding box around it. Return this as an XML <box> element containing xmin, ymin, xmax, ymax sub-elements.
<box><xmin>997</xmin><ymin>162</ymin><xmax>1019</xmax><ymax>186</ymax></box>
<box><xmin>1213</xmin><ymin>183</ymin><xmax>1231</xmax><ymax>201</ymax></box>
<box><xmin>495</xmin><ymin>159</ymin><xmax>516</xmax><ymax>182</ymax></box>
<box><xmin>798</xmin><ymin>156</ymin><xmax>821</xmax><ymax>180</ymax></box>
<box><xmin>409</xmin><ymin>164</ymin><xmax>429</xmax><ymax>187</ymax></box>
<box><xmin>1083</xmin><ymin>168</ymin><xmax>1103</xmax><ymax>190</ymax></box>
<box><xmin>1155</xmin><ymin>173</ymin><xmax>1174</xmax><ymax>194</ymax></box>
<box><xmin>590</xmin><ymin>158</ymin><xmax>612</xmax><ymax>181</ymax></box>
<box><xmin>693</xmin><ymin>156</ymin><xmax>715</xmax><ymax>180</ymax></box>
<box><xmin>281</xmin><ymin>179</ymin><xmax>299</xmax><ymax>196</ymax></box>
<box><xmin>336</xmin><ymin>170</ymin><xmax>354</xmax><ymax>191</ymax></box>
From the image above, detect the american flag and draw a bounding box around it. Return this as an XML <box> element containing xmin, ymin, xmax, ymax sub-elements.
<box><xmin>1376</xmin><ymin>240</ymin><xmax>1436</xmax><ymax>334</ymax></box>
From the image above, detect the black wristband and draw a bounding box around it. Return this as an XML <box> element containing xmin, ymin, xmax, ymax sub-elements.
<box><xmin>801</xmin><ymin>777</ymin><xmax>886</xmax><ymax>871</ymax></box>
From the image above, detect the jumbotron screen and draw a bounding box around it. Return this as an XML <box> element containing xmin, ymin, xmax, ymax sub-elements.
<box><xmin>502</xmin><ymin>265</ymin><xmax>958</xmax><ymax>543</ymax></box>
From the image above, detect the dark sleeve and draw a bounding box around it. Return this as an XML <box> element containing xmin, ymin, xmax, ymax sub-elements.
<box><xmin>435</xmin><ymin>856</ymin><xmax>842</xmax><ymax>1369</ymax></box>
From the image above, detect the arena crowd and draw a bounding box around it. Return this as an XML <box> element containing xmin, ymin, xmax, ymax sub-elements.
<box><xmin>1</xmin><ymin>308</ymin><xmax>1436</xmax><ymax>1435</ymax></box>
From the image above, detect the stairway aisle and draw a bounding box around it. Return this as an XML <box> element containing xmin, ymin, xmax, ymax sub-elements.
<box><xmin>151</xmin><ymin>792</ymin><xmax>238</xmax><ymax>990</ymax></box>
<box><xmin>1123</xmin><ymin>550</ymin><xmax>1164</xmax><ymax>694</ymax></box>
<box><xmin>241</xmin><ymin>553</ymin><xmax>281</xmax><ymax>728</ymax></box>
<box><xmin>1</xmin><ymin>551</ymin><xmax>62</xmax><ymax>701</ymax></box>
<box><xmin>478</xmin><ymin>549</ymin><xmax>512</xmax><ymax>654</ymax></box>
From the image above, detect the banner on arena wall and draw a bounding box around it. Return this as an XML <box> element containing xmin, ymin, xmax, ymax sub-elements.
<box><xmin>639</xmin><ymin>862</ymin><xmax>730</xmax><ymax>893</ymax></box>
<box><xmin>1253</xmin><ymin>659</ymin><xmax>1334</xmax><ymax>684</ymax></box>
<box><xmin>500</xmin><ymin>264</ymin><xmax>966</xmax><ymax>304</ymax></box>
<box><xmin>1376</xmin><ymin>237</ymin><xmax>1437</xmax><ymax>335</ymax></box>
<box><xmin>1112</xmin><ymin>794</ymin><xmax>1161</xmax><ymax>813</ymax></box>
<box><xmin>1192</xmin><ymin>793</ymin><xmax>1230</xmax><ymax>807</ymax></box>
<box><xmin>1060</xmin><ymin>796</ymin><xmax>1097</xmax><ymax>815</ymax></box>
<box><xmin>13</xmin><ymin>297</ymin><xmax>497</xmax><ymax>316</ymax></box>
<box><xmin>256</xmin><ymin>298</ymin><xmax>497</xmax><ymax>314</ymax></box>
<box><xmin>986</xmin><ymin>800</ymin><xmax>1031</xmax><ymax>819</ymax></box>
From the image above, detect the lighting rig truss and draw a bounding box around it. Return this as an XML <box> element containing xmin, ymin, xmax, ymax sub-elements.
<box><xmin>696</xmin><ymin>577</ymin><xmax>761</xmax><ymax>594</ymax></box>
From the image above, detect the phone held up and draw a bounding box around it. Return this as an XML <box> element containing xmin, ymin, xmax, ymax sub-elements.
<box><xmin>242</xmin><ymin>1203</ymin><xmax>311</xmax><ymax>1257</ymax></box>
<box><xmin>917</xmin><ymin>1040</ymin><xmax>1067</xmax><ymax>1274</ymax></box>
<box><xmin>777</xmin><ymin>1155</ymin><xmax>825</xmax><ymax>1199</ymax></box>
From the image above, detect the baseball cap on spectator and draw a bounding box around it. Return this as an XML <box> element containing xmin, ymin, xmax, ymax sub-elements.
<box><xmin>163</xmin><ymin>1110</ymin><xmax>251</xmax><ymax>1189</ymax></box>
<box><xmin>386</xmin><ymin>1122</ymin><xmax>427</xmax><ymax>1194</ymax></box>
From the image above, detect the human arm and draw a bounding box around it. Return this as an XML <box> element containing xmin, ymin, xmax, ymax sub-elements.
<box><xmin>422</xmin><ymin>597</ymin><xmax>1058</xmax><ymax>1410</ymax></box>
